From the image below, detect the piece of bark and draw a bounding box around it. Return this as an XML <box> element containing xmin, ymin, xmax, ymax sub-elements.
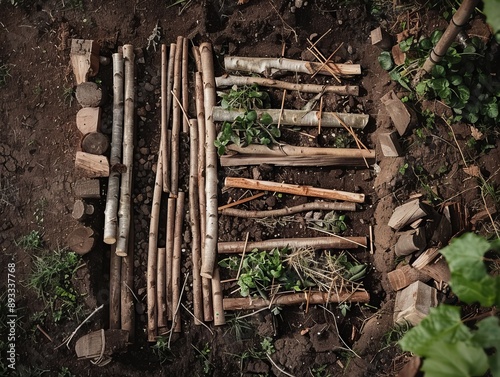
<box><xmin>73</xmin><ymin>179</ymin><xmax>101</xmax><ymax>199</ymax></box>
<box><xmin>70</xmin><ymin>39</ymin><xmax>100</xmax><ymax>85</ymax></box>
<box><xmin>75</xmin><ymin>151</ymin><xmax>110</xmax><ymax>177</ymax></box>
<box><xmin>394</xmin><ymin>281</ymin><xmax>437</xmax><ymax>326</ymax></box>
<box><xmin>387</xmin><ymin>264</ymin><xmax>431</xmax><ymax>291</ymax></box>
<box><xmin>76</xmin><ymin>107</ymin><xmax>101</xmax><ymax>136</ymax></box>
<box><xmin>371</xmin><ymin>27</ymin><xmax>393</xmax><ymax>50</ymax></box>
<box><xmin>81</xmin><ymin>132</ymin><xmax>109</xmax><ymax>155</ymax></box>
<box><xmin>420</xmin><ymin>257</ymin><xmax>451</xmax><ymax>284</ymax></box>
<box><xmin>394</xmin><ymin>228</ymin><xmax>426</xmax><ymax>256</ymax></box>
<box><xmin>71</xmin><ymin>199</ymin><xmax>95</xmax><ymax>221</ymax></box>
<box><xmin>379</xmin><ymin>131</ymin><xmax>403</xmax><ymax>157</ymax></box>
<box><xmin>381</xmin><ymin>90</ymin><xmax>416</xmax><ymax>136</ymax></box>
<box><xmin>430</xmin><ymin>213</ymin><xmax>452</xmax><ymax>246</ymax></box>
<box><xmin>224</xmin><ymin>290</ymin><xmax>370</xmax><ymax>311</ymax></box>
<box><xmin>388</xmin><ymin>199</ymin><xmax>428</xmax><ymax>230</ymax></box>
<box><xmin>66</xmin><ymin>226</ymin><xmax>95</xmax><ymax>255</ymax></box>
<box><xmin>412</xmin><ymin>248</ymin><xmax>440</xmax><ymax>270</ymax></box>
<box><xmin>75</xmin><ymin>82</ymin><xmax>104</xmax><ymax>108</ymax></box>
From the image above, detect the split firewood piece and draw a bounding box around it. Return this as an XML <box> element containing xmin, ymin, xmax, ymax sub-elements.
<box><xmin>213</xmin><ymin>107</ymin><xmax>369</xmax><ymax>129</ymax></box>
<box><xmin>75</xmin><ymin>151</ymin><xmax>110</xmax><ymax>178</ymax></box>
<box><xmin>223</xmin><ymin>56</ymin><xmax>361</xmax><ymax>77</ymax></box>
<box><xmin>411</xmin><ymin>247</ymin><xmax>440</xmax><ymax>270</ymax></box>
<box><xmin>370</xmin><ymin>27</ymin><xmax>393</xmax><ymax>50</ymax></box>
<box><xmin>109</xmin><ymin>244</ymin><xmax>121</xmax><ymax>330</ymax></box>
<box><xmin>394</xmin><ymin>281</ymin><xmax>437</xmax><ymax>326</ymax></box>
<box><xmin>75</xmin><ymin>82</ymin><xmax>104</xmax><ymax>108</ymax></box>
<box><xmin>75</xmin><ymin>329</ymin><xmax>128</xmax><ymax>361</ymax></box>
<box><xmin>387</xmin><ymin>264</ymin><xmax>431</xmax><ymax>291</ymax></box>
<box><xmin>73</xmin><ymin>179</ymin><xmax>101</xmax><ymax>199</ymax></box>
<box><xmin>221</xmin><ymin>154</ymin><xmax>376</xmax><ymax>167</ymax></box>
<box><xmin>223</xmin><ymin>290</ymin><xmax>370</xmax><ymax>311</ymax></box>
<box><xmin>70</xmin><ymin>39</ymin><xmax>100</xmax><ymax>85</ymax></box>
<box><xmin>218</xmin><ymin>236</ymin><xmax>367</xmax><ymax>253</ymax></box>
<box><xmin>71</xmin><ymin>199</ymin><xmax>95</xmax><ymax>221</ymax></box>
<box><xmin>394</xmin><ymin>228</ymin><xmax>426</xmax><ymax>257</ymax></box>
<box><xmin>225</xmin><ymin>177</ymin><xmax>365</xmax><ymax>203</ymax></box>
<box><xmin>420</xmin><ymin>257</ymin><xmax>451</xmax><ymax>284</ymax></box>
<box><xmin>379</xmin><ymin>131</ymin><xmax>403</xmax><ymax>157</ymax></box>
<box><xmin>388</xmin><ymin>199</ymin><xmax>428</xmax><ymax>230</ymax></box>
<box><xmin>81</xmin><ymin>132</ymin><xmax>109</xmax><ymax>155</ymax></box>
<box><xmin>76</xmin><ymin>107</ymin><xmax>101</xmax><ymax>136</ymax></box>
<box><xmin>220</xmin><ymin>201</ymin><xmax>356</xmax><ymax>218</ymax></box>
<box><xmin>215</xmin><ymin>74</ymin><xmax>359</xmax><ymax>96</ymax></box>
<box><xmin>67</xmin><ymin>226</ymin><xmax>95</xmax><ymax>255</ymax></box>
<box><xmin>381</xmin><ymin>90</ymin><xmax>416</xmax><ymax>136</ymax></box>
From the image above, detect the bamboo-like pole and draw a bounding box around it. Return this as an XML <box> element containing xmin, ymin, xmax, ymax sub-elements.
<box><xmin>165</xmin><ymin>197</ymin><xmax>176</xmax><ymax>321</ymax></box>
<box><xmin>213</xmin><ymin>107</ymin><xmax>369</xmax><ymax>129</ymax></box>
<box><xmin>103</xmin><ymin>53</ymin><xmax>124</xmax><ymax>244</ymax></box>
<box><xmin>170</xmin><ymin>37</ymin><xmax>183</xmax><ymax>196</ymax></box>
<box><xmin>172</xmin><ymin>191</ymin><xmax>185</xmax><ymax>333</ymax></box>
<box><xmin>216</xmin><ymin>74</ymin><xmax>359</xmax><ymax>96</ymax></box>
<box><xmin>157</xmin><ymin>247</ymin><xmax>167</xmax><ymax>328</ymax></box>
<box><xmin>116</xmin><ymin>44</ymin><xmax>135</xmax><ymax>256</ymax></box>
<box><xmin>221</xmin><ymin>154</ymin><xmax>375</xmax><ymax>167</ymax></box>
<box><xmin>121</xmin><ymin>222</ymin><xmax>135</xmax><ymax>342</ymax></box>
<box><xmin>211</xmin><ymin>266</ymin><xmax>225</xmax><ymax>325</ymax></box>
<box><xmin>220</xmin><ymin>201</ymin><xmax>357</xmax><ymax>218</ymax></box>
<box><xmin>161</xmin><ymin>44</ymin><xmax>175</xmax><ymax>193</ymax></box>
<box><xmin>226</xmin><ymin>144</ymin><xmax>374</xmax><ymax>158</ymax></box>
<box><xmin>224</xmin><ymin>56</ymin><xmax>361</xmax><ymax>77</ymax></box>
<box><xmin>200</xmin><ymin>42</ymin><xmax>218</xmax><ymax>279</ymax></box>
<box><xmin>109</xmin><ymin>244</ymin><xmax>121</xmax><ymax>329</ymax></box>
<box><xmin>223</xmin><ymin>291</ymin><xmax>370</xmax><ymax>310</ymax></box>
<box><xmin>182</xmin><ymin>37</ymin><xmax>189</xmax><ymax>133</ymax></box>
<box><xmin>189</xmin><ymin>119</ymin><xmax>203</xmax><ymax>325</ymax></box>
<box><xmin>192</xmin><ymin>46</ymin><xmax>202</xmax><ymax>72</ymax></box>
<box><xmin>225</xmin><ymin>177</ymin><xmax>365</xmax><ymax>203</ymax></box>
<box><xmin>218</xmin><ymin>236</ymin><xmax>367</xmax><ymax>253</ymax></box>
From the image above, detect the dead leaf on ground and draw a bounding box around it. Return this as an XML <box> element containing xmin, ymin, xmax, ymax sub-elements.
<box><xmin>470</xmin><ymin>126</ymin><xmax>484</xmax><ymax>141</ymax></box>
<box><xmin>463</xmin><ymin>165</ymin><xmax>482</xmax><ymax>178</ymax></box>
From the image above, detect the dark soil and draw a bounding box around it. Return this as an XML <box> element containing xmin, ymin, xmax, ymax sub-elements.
<box><xmin>1</xmin><ymin>1</ymin><xmax>499</xmax><ymax>377</ymax></box>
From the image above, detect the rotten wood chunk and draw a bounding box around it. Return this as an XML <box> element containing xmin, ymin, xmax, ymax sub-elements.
<box><xmin>379</xmin><ymin>131</ymin><xmax>403</xmax><ymax>157</ymax></box>
<box><xmin>388</xmin><ymin>199</ymin><xmax>428</xmax><ymax>230</ymax></box>
<box><xmin>387</xmin><ymin>264</ymin><xmax>431</xmax><ymax>291</ymax></box>
<box><xmin>75</xmin><ymin>151</ymin><xmax>110</xmax><ymax>178</ymax></box>
<box><xmin>73</xmin><ymin>179</ymin><xmax>101</xmax><ymax>199</ymax></box>
<box><xmin>81</xmin><ymin>132</ymin><xmax>109</xmax><ymax>155</ymax></box>
<box><xmin>381</xmin><ymin>90</ymin><xmax>416</xmax><ymax>136</ymax></box>
<box><xmin>75</xmin><ymin>329</ymin><xmax>128</xmax><ymax>360</ymax></box>
<box><xmin>67</xmin><ymin>226</ymin><xmax>94</xmax><ymax>255</ymax></box>
<box><xmin>420</xmin><ymin>257</ymin><xmax>451</xmax><ymax>284</ymax></box>
<box><xmin>394</xmin><ymin>281</ymin><xmax>437</xmax><ymax>326</ymax></box>
<box><xmin>76</xmin><ymin>82</ymin><xmax>104</xmax><ymax>108</ymax></box>
<box><xmin>76</xmin><ymin>107</ymin><xmax>101</xmax><ymax>136</ymax></box>
<box><xmin>371</xmin><ymin>26</ymin><xmax>393</xmax><ymax>50</ymax></box>
<box><xmin>394</xmin><ymin>227</ymin><xmax>426</xmax><ymax>257</ymax></box>
<box><xmin>70</xmin><ymin>39</ymin><xmax>100</xmax><ymax>85</ymax></box>
<box><xmin>71</xmin><ymin>199</ymin><xmax>95</xmax><ymax>221</ymax></box>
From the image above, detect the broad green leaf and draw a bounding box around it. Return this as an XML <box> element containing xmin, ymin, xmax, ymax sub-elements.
<box><xmin>457</xmin><ymin>85</ymin><xmax>470</xmax><ymax>102</ymax></box>
<box><xmin>399</xmin><ymin>36</ymin><xmax>414</xmax><ymax>52</ymax></box>
<box><xmin>399</xmin><ymin>305</ymin><xmax>472</xmax><ymax>356</ymax></box>
<box><xmin>389</xmin><ymin>69</ymin><xmax>411</xmax><ymax>91</ymax></box>
<box><xmin>449</xmin><ymin>74</ymin><xmax>463</xmax><ymax>86</ymax></box>
<box><xmin>221</xmin><ymin>98</ymin><xmax>230</xmax><ymax>109</ymax></box>
<box><xmin>269</xmin><ymin>126</ymin><xmax>281</xmax><ymax>138</ymax></box>
<box><xmin>438</xmin><ymin>87</ymin><xmax>451</xmax><ymax>100</ymax></box>
<box><xmin>431</xmin><ymin>65</ymin><xmax>446</xmax><ymax>78</ymax></box>
<box><xmin>246</xmin><ymin>110</ymin><xmax>257</xmax><ymax>122</ymax></box>
<box><xmin>420</xmin><ymin>38</ymin><xmax>432</xmax><ymax>51</ymax></box>
<box><xmin>441</xmin><ymin>233</ymin><xmax>497</xmax><ymax>306</ymax></box>
<box><xmin>431</xmin><ymin>30</ymin><xmax>443</xmax><ymax>46</ymax></box>
<box><xmin>472</xmin><ymin>316</ymin><xmax>500</xmax><ymax>349</ymax></box>
<box><xmin>484</xmin><ymin>0</ymin><xmax>500</xmax><ymax>34</ymax></box>
<box><xmin>420</xmin><ymin>341</ymin><xmax>489</xmax><ymax>377</ymax></box>
<box><xmin>465</xmin><ymin>111</ymin><xmax>479</xmax><ymax>124</ymax></box>
<box><xmin>416</xmin><ymin>81</ymin><xmax>428</xmax><ymax>96</ymax></box>
<box><xmin>260</xmin><ymin>112</ymin><xmax>273</xmax><ymax>125</ymax></box>
<box><xmin>429</xmin><ymin>78</ymin><xmax>449</xmax><ymax>91</ymax></box>
<box><xmin>486</xmin><ymin>102</ymin><xmax>499</xmax><ymax>119</ymax></box>
<box><xmin>378</xmin><ymin>51</ymin><xmax>394</xmax><ymax>71</ymax></box>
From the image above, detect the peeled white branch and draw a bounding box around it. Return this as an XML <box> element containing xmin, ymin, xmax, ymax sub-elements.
<box><xmin>213</xmin><ymin>107</ymin><xmax>369</xmax><ymax>129</ymax></box>
<box><xmin>216</xmin><ymin>74</ymin><xmax>359</xmax><ymax>96</ymax></box>
<box><xmin>172</xmin><ymin>191</ymin><xmax>186</xmax><ymax>333</ymax></box>
<box><xmin>224</xmin><ymin>56</ymin><xmax>361</xmax><ymax>77</ymax></box>
<box><xmin>171</xmin><ymin>37</ymin><xmax>183</xmax><ymax>196</ymax></box>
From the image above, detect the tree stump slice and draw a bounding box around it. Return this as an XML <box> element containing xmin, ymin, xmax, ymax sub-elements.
<box><xmin>73</xmin><ymin>179</ymin><xmax>101</xmax><ymax>199</ymax></box>
<box><xmin>76</xmin><ymin>82</ymin><xmax>104</xmax><ymax>108</ymax></box>
<box><xmin>72</xmin><ymin>200</ymin><xmax>95</xmax><ymax>221</ymax></box>
<box><xmin>82</xmin><ymin>132</ymin><xmax>109</xmax><ymax>155</ymax></box>
<box><xmin>67</xmin><ymin>226</ymin><xmax>95</xmax><ymax>255</ymax></box>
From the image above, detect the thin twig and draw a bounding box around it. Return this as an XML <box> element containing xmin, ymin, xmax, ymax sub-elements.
<box><xmin>56</xmin><ymin>304</ymin><xmax>104</xmax><ymax>349</ymax></box>
<box><xmin>278</xmin><ymin>89</ymin><xmax>286</xmax><ymax>129</ymax></box>
<box><xmin>37</xmin><ymin>325</ymin><xmax>53</xmax><ymax>342</ymax></box>
<box><xmin>307</xmin><ymin>226</ymin><xmax>367</xmax><ymax>248</ymax></box>
<box><xmin>236</xmin><ymin>232</ymin><xmax>250</xmax><ymax>280</ymax></box>
<box><xmin>181</xmin><ymin>303</ymin><xmax>214</xmax><ymax>334</ymax></box>
<box><xmin>266</xmin><ymin>354</ymin><xmax>296</xmax><ymax>377</ymax></box>
<box><xmin>168</xmin><ymin>273</ymin><xmax>189</xmax><ymax>348</ymax></box>
<box><xmin>319</xmin><ymin>305</ymin><xmax>360</xmax><ymax>358</ymax></box>
<box><xmin>218</xmin><ymin>192</ymin><xmax>265</xmax><ymax>211</ymax></box>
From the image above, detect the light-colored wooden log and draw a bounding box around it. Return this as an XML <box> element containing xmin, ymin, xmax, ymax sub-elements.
<box><xmin>223</xmin><ymin>290</ymin><xmax>370</xmax><ymax>311</ymax></box>
<box><xmin>221</xmin><ymin>154</ymin><xmax>374</xmax><ymax>167</ymax></box>
<box><xmin>172</xmin><ymin>192</ymin><xmax>185</xmax><ymax>333</ymax></box>
<box><xmin>76</xmin><ymin>107</ymin><xmax>101</xmax><ymax>136</ymax></box>
<box><xmin>388</xmin><ymin>199</ymin><xmax>428</xmax><ymax>230</ymax></box>
<box><xmin>81</xmin><ymin>132</ymin><xmax>109</xmax><ymax>155</ymax></box>
<box><xmin>370</xmin><ymin>27</ymin><xmax>393</xmax><ymax>50</ymax></box>
<box><xmin>75</xmin><ymin>151</ymin><xmax>109</xmax><ymax>177</ymax></box>
<box><xmin>70</xmin><ymin>39</ymin><xmax>99</xmax><ymax>85</ymax></box>
<box><xmin>213</xmin><ymin>107</ymin><xmax>369</xmax><ymax>129</ymax></box>
<box><xmin>224</xmin><ymin>177</ymin><xmax>365</xmax><ymax>203</ymax></box>
<box><xmin>212</xmin><ymin>266</ymin><xmax>225</xmax><ymax>326</ymax></box>
<box><xmin>165</xmin><ymin>197</ymin><xmax>176</xmax><ymax>321</ymax></box>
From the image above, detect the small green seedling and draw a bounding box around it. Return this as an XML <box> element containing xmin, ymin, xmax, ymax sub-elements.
<box><xmin>218</xmin><ymin>84</ymin><xmax>270</xmax><ymax>111</ymax></box>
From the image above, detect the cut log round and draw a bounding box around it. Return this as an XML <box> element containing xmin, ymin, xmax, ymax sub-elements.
<box><xmin>71</xmin><ymin>199</ymin><xmax>94</xmax><ymax>221</ymax></box>
<box><xmin>76</xmin><ymin>82</ymin><xmax>104</xmax><ymax>108</ymax></box>
<box><xmin>76</xmin><ymin>107</ymin><xmax>101</xmax><ymax>136</ymax></box>
<box><xmin>81</xmin><ymin>132</ymin><xmax>109</xmax><ymax>155</ymax></box>
<box><xmin>67</xmin><ymin>226</ymin><xmax>95</xmax><ymax>255</ymax></box>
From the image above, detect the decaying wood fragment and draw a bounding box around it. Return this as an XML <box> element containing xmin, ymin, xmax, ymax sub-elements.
<box><xmin>70</xmin><ymin>39</ymin><xmax>100</xmax><ymax>85</ymax></box>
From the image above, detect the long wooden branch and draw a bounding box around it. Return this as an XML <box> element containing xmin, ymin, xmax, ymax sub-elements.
<box><xmin>223</xmin><ymin>291</ymin><xmax>370</xmax><ymax>311</ymax></box>
<box><xmin>211</xmin><ymin>266</ymin><xmax>225</xmax><ymax>326</ymax></box>
<box><xmin>225</xmin><ymin>177</ymin><xmax>365</xmax><ymax>203</ymax></box>
<box><xmin>157</xmin><ymin>247</ymin><xmax>167</xmax><ymax>328</ymax></box>
<box><xmin>215</xmin><ymin>74</ymin><xmax>359</xmax><ymax>96</ymax></box>
<box><xmin>182</xmin><ymin>37</ymin><xmax>189</xmax><ymax>133</ymax></box>
<box><xmin>121</xmin><ymin>223</ymin><xmax>135</xmax><ymax>342</ymax></box>
<box><xmin>218</xmin><ymin>236</ymin><xmax>367</xmax><ymax>253</ymax></box>
<box><xmin>165</xmin><ymin>197</ymin><xmax>176</xmax><ymax>321</ymax></box>
<box><xmin>170</xmin><ymin>37</ymin><xmax>183</xmax><ymax>196</ymax></box>
<box><xmin>224</xmin><ymin>56</ymin><xmax>361</xmax><ymax>77</ymax></box>
<box><xmin>162</xmin><ymin>43</ymin><xmax>175</xmax><ymax>192</ymax></box>
<box><xmin>221</xmin><ymin>154</ymin><xmax>375</xmax><ymax>167</ymax></box>
<box><xmin>220</xmin><ymin>201</ymin><xmax>356</xmax><ymax>218</ymax></box>
<box><xmin>172</xmin><ymin>192</ymin><xmax>185</xmax><ymax>333</ymax></box>
<box><xmin>213</xmin><ymin>107</ymin><xmax>369</xmax><ymax>129</ymax></box>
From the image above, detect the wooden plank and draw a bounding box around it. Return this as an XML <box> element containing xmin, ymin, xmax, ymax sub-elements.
<box><xmin>75</xmin><ymin>151</ymin><xmax>109</xmax><ymax>178</ymax></box>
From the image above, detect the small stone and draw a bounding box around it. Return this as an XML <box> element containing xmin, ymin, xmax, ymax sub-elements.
<box><xmin>265</xmin><ymin>195</ymin><xmax>277</xmax><ymax>208</ymax></box>
<box><xmin>140</xmin><ymin>147</ymin><xmax>149</xmax><ymax>155</ymax></box>
<box><xmin>144</xmin><ymin>82</ymin><xmax>155</xmax><ymax>92</ymax></box>
<box><xmin>137</xmin><ymin>107</ymin><xmax>147</xmax><ymax>117</ymax></box>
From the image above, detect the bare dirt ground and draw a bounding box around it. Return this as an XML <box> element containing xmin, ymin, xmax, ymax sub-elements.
<box><xmin>1</xmin><ymin>1</ymin><xmax>499</xmax><ymax>376</ymax></box>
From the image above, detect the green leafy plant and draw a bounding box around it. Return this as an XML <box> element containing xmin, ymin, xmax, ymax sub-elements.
<box><xmin>62</xmin><ymin>86</ymin><xmax>75</xmax><ymax>107</ymax></box>
<box><xmin>310</xmin><ymin>364</ymin><xmax>332</xmax><ymax>377</ymax></box>
<box><xmin>225</xmin><ymin>313</ymin><xmax>253</xmax><ymax>341</ymax></box>
<box><xmin>215</xmin><ymin>110</ymin><xmax>280</xmax><ymax>155</ymax></box>
<box><xmin>0</xmin><ymin>63</ymin><xmax>10</xmax><ymax>87</ymax></box>
<box><xmin>308</xmin><ymin>211</ymin><xmax>349</xmax><ymax>234</ymax></box>
<box><xmin>399</xmin><ymin>233</ymin><xmax>500</xmax><ymax>377</ymax></box>
<box><xmin>57</xmin><ymin>367</ymin><xmax>75</xmax><ymax>377</ymax></box>
<box><xmin>193</xmin><ymin>343</ymin><xmax>213</xmax><ymax>375</ymax></box>
<box><xmin>399</xmin><ymin>162</ymin><xmax>409</xmax><ymax>175</ymax></box>
<box><xmin>152</xmin><ymin>336</ymin><xmax>173</xmax><ymax>365</ymax></box>
<box><xmin>218</xmin><ymin>84</ymin><xmax>270</xmax><ymax>111</ymax></box>
<box><xmin>16</xmin><ymin>230</ymin><xmax>43</xmax><ymax>251</ymax></box>
<box><xmin>28</xmin><ymin>248</ymin><xmax>82</xmax><ymax>323</ymax></box>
